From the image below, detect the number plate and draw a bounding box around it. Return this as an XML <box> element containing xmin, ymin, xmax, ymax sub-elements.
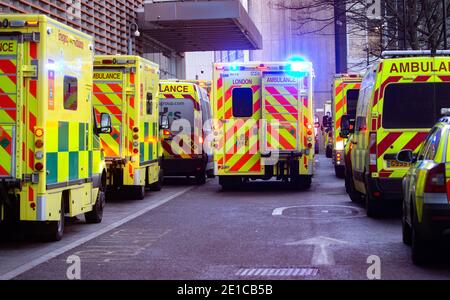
<box><xmin>387</xmin><ymin>160</ymin><xmax>410</xmax><ymax>168</ymax></box>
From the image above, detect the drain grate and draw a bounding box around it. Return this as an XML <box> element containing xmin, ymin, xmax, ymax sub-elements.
<box><xmin>236</xmin><ymin>267</ymin><xmax>318</xmax><ymax>278</ymax></box>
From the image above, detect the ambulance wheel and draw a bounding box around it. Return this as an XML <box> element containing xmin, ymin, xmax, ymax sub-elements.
<box><xmin>149</xmin><ymin>169</ymin><xmax>163</xmax><ymax>192</ymax></box>
<box><xmin>85</xmin><ymin>186</ymin><xmax>105</xmax><ymax>224</ymax></box>
<box><xmin>206</xmin><ymin>169</ymin><xmax>215</xmax><ymax>179</ymax></box>
<box><xmin>219</xmin><ymin>176</ymin><xmax>242</xmax><ymax>190</ymax></box>
<box><xmin>292</xmin><ymin>176</ymin><xmax>311</xmax><ymax>190</ymax></box>
<box><xmin>334</xmin><ymin>166</ymin><xmax>345</xmax><ymax>179</ymax></box>
<box><xmin>132</xmin><ymin>185</ymin><xmax>146</xmax><ymax>200</ymax></box>
<box><xmin>364</xmin><ymin>176</ymin><xmax>387</xmax><ymax>218</ymax></box>
<box><xmin>195</xmin><ymin>172</ymin><xmax>207</xmax><ymax>185</ymax></box>
<box><xmin>365</xmin><ymin>192</ymin><xmax>385</xmax><ymax>219</ymax></box>
<box><xmin>411</xmin><ymin>208</ymin><xmax>428</xmax><ymax>265</ymax></box>
<box><xmin>402</xmin><ymin>212</ymin><xmax>412</xmax><ymax>246</ymax></box>
<box><xmin>345</xmin><ymin>170</ymin><xmax>363</xmax><ymax>203</ymax></box>
<box><xmin>43</xmin><ymin>198</ymin><xmax>65</xmax><ymax>242</ymax></box>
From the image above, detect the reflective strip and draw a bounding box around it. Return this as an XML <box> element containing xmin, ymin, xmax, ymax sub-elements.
<box><xmin>37</xmin><ymin>196</ymin><xmax>46</xmax><ymax>221</ymax></box>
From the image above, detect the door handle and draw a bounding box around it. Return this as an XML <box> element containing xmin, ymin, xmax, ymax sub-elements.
<box><xmin>351</xmin><ymin>141</ymin><xmax>358</xmax><ymax>145</ymax></box>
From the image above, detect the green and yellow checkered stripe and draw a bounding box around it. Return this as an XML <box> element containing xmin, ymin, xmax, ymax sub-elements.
<box><xmin>45</xmin><ymin>121</ymin><xmax>90</xmax><ymax>185</ymax></box>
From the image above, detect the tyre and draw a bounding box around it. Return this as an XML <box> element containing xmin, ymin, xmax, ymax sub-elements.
<box><xmin>149</xmin><ymin>169</ymin><xmax>163</xmax><ymax>192</ymax></box>
<box><xmin>85</xmin><ymin>186</ymin><xmax>105</xmax><ymax>224</ymax></box>
<box><xmin>43</xmin><ymin>197</ymin><xmax>65</xmax><ymax>242</ymax></box>
<box><xmin>402</xmin><ymin>201</ymin><xmax>412</xmax><ymax>245</ymax></box>
<box><xmin>131</xmin><ymin>185</ymin><xmax>146</xmax><ymax>200</ymax></box>
<box><xmin>334</xmin><ymin>165</ymin><xmax>345</xmax><ymax>178</ymax></box>
<box><xmin>206</xmin><ymin>169</ymin><xmax>215</xmax><ymax>179</ymax></box>
<box><xmin>345</xmin><ymin>169</ymin><xmax>363</xmax><ymax>203</ymax></box>
<box><xmin>411</xmin><ymin>208</ymin><xmax>429</xmax><ymax>265</ymax></box>
<box><xmin>195</xmin><ymin>172</ymin><xmax>207</xmax><ymax>185</ymax></box>
<box><xmin>219</xmin><ymin>176</ymin><xmax>242</xmax><ymax>190</ymax></box>
<box><xmin>292</xmin><ymin>175</ymin><xmax>312</xmax><ymax>190</ymax></box>
<box><xmin>365</xmin><ymin>180</ymin><xmax>385</xmax><ymax>218</ymax></box>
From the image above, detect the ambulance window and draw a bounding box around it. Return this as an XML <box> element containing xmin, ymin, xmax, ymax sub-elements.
<box><xmin>383</xmin><ymin>83</ymin><xmax>434</xmax><ymax>129</ymax></box>
<box><xmin>146</xmin><ymin>92</ymin><xmax>153</xmax><ymax>115</ymax></box>
<box><xmin>63</xmin><ymin>76</ymin><xmax>78</xmax><ymax>111</ymax></box>
<box><xmin>346</xmin><ymin>89</ymin><xmax>359</xmax><ymax>118</ymax></box>
<box><xmin>232</xmin><ymin>88</ymin><xmax>253</xmax><ymax>118</ymax></box>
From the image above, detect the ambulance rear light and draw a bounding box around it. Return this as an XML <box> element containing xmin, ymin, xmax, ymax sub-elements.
<box><xmin>163</xmin><ymin>129</ymin><xmax>171</xmax><ymax>136</ymax></box>
<box><xmin>34</xmin><ymin>162</ymin><xmax>44</xmax><ymax>171</ymax></box>
<box><xmin>35</xmin><ymin>151</ymin><xmax>44</xmax><ymax>160</ymax></box>
<box><xmin>424</xmin><ymin>163</ymin><xmax>447</xmax><ymax>193</ymax></box>
<box><xmin>34</xmin><ymin>128</ymin><xmax>44</xmax><ymax>137</ymax></box>
<box><xmin>133</xmin><ymin>149</ymin><xmax>139</xmax><ymax>154</ymax></box>
<box><xmin>133</xmin><ymin>127</ymin><xmax>139</xmax><ymax>133</ymax></box>
<box><xmin>35</xmin><ymin>140</ymin><xmax>43</xmax><ymax>149</ymax></box>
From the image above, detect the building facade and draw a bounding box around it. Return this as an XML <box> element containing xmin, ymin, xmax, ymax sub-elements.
<box><xmin>0</xmin><ymin>0</ymin><xmax>185</xmax><ymax>78</ymax></box>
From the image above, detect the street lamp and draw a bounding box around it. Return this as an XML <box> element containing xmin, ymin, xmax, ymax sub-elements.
<box><xmin>128</xmin><ymin>22</ymin><xmax>140</xmax><ymax>55</ymax></box>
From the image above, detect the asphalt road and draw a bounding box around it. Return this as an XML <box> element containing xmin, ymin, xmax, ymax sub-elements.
<box><xmin>3</xmin><ymin>156</ymin><xmax>450</xmax><ymax>280</ymax></box>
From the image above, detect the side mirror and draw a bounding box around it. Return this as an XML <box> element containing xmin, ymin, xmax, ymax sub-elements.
<box><xmin>99</xmin><ymin>113</ymin><xmax>112</xmax><ymax>134</ymax></box>
<box><xmin>339</xmin><ymin>114</ymin><xmax>352</xmax><ymax>138</ymax></box>
<box><xmin>160</xmin><ymin>115</ymin><xmax>169</xmax><ymax>130</ymax></box>
<box><xmin>397</xmin><ymin>150</ymin><xmax>415</xmax><ymax>163</ymax></box>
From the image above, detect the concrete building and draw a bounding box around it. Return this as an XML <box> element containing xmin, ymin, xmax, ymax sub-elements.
<box><xmin>1</xmin><ymin>0</ymin><xmax>261</xmax><ymax>79</ymax></box>
<box><xmin>186</xmin><ymin>0</ymin><xmax>336</xmax><ymax>110</ymax></box>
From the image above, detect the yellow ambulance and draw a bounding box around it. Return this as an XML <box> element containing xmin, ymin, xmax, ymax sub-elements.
<box><xmin>331</xmin><ymin>74</ymin><xmax>362</xmax><ymax>178</ymax></box>
<box><xmin>341</xmin><ymin>50</ymin><xmax>450</xmax><ymax>217</ymax></box>
<box><xmin>0</xmin><ymin>15</ymin><xmax>111</xmax><ymax>241</ymax></box>
<box><xmin>212</xmin><ymin>61</ymin><xmax>315</xmax><ymax>189</ymax></box>
<box><xmin>93</xmin><ymin>55</ymin><xmax>163</xmax><ymax>200</ymax></box>
<box><xmin>159</xmin><ymin>80</ymin><xmax>214</xmax><ymax>184</ymax></box>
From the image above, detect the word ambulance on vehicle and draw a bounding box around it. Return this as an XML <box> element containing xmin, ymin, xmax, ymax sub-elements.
<box><xmin>93</xmin><ymin>55</ymin><xmax>163</xmax><ymax>200</ymax></box>
<box><xmin>159</xmin><ymin>80</ymin><xmax>214</xmax><ymax>184</ymax></box>
<box><xmin>341</xmin><ymin>50</ymin><xmax>450</xmax><ymax>217</ymax></box>
<box><xmin>212</xmin><ymin>61</ymin><xmax>315</xmax><ymax>189</ymax></box>
<box><xmin>330</xmin><ymin>74</ymin><xmax>361</xmax><ymax>178</ymax></box>
<box><xmin>0</xmin><ymin>14</ymin><xmax>112</xmax><ymax>241</ymax></box>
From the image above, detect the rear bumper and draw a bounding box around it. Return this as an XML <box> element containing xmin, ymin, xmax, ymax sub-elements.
<box><xmin>418</xmin><ymin>204</ymin><xmax>450</xmax><ymax>241</ymax></box>
<box><xmin>367</xmin><ymin>177</ymin><xmax>403</xmax><ymax>200</ymax></box>
<box><xmin>161</xmin><ymin>156</ymin><xmax>208</xmax><ymax>176</ymax></box>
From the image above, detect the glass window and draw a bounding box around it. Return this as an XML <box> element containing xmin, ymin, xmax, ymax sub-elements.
<box><xmin>423</xmin><ymin>128</ymin><xmax>442</xmax><ymax>161</ymax></box>
<box><xmin>346</xmin><ymin>89</ymin><xmax>360</xmax><ymax>118</ymax></box>
<box><xmin>232</xmin><ymin>88</ymin><xmax>253</xmax><ymax>118</ymax></box>
<box><xmin>382</xmin><ymin>83</ymin><xmax>450</xmax><ymax>129</ymax></box>
<box><xmin>146</xmin><ymin>92</ymin><xmax>153</xmax><ymax>115</ymax></box>
<box><xmin>418</xmin><ymin>127</ymin><xmax>438</xmax><ymax>161</ymax></box>
<box><xmin>63</xmin><ymin>76</ymin><xmax>78</xmax><ymax>111</ymax></box>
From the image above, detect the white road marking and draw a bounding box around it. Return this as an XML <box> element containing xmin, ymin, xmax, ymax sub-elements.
<box><xmin>286</xmin><ymin>236</ymin><xmax>348</xmax><ymax>266</ymax></box>
<box><xmin>0</xmin><ymin>186</ymin><xmax>195</xmax><ymax>280</ymax></box>
<box><xmin>272</xmin><ymin>205</ymin><xmax>364</xmax><ymax>218</ymax></box>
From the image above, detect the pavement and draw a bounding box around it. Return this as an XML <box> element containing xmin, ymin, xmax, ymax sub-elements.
<box><xmin>2</xmin><ymin>156</ymin><xmax>450</xmax><ymax>280</ymax></box>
